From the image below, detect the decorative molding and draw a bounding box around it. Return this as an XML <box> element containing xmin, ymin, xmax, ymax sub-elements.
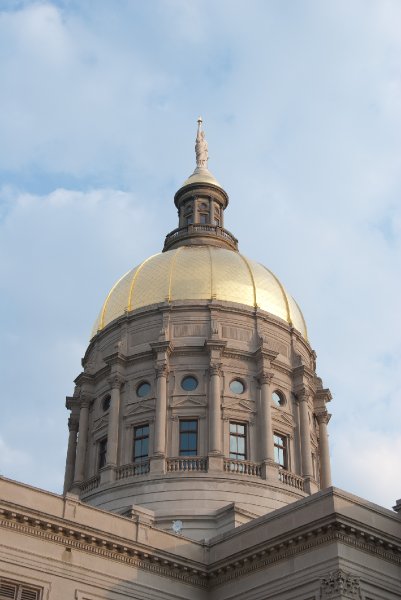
<box><xmin>258</xmin><ymin>372</ymin><xmax>274</xmax><ymax>385</ymax></box>
<box><xmin>170</xmin><ymin>396</ymin><xmax>207</xmax><ymax>408</ymax></box>
<box><xmin>0</xmin><ymin>509</ymin><xmax>207</xmax><ymax>588</ymax></box>
<box><xmin>107</xmin><ymin>374</ymin><xmax>125</xmax><ymax>390</ymax></box>
<box><xmin>68</xmin><ymin>417</ymin><xmax>79</xmax><ymax>432</ymax></box>
<box><xmin>155</xmin><ymin>363</ymin><xmax>168</xmax><ymax>378</ymax></box>
<box><xmin>320</xmin><ymin>569</ymin><xmax>361</xmax><ymax>599</ymax></box>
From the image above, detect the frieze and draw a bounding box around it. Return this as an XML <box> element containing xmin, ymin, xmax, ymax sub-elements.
<box><xmin>1</xmin><ymin>507</ymin><xmax>400</xmax><ymax>591</ymax></box>
<box><xmin>0</xmin><ymin>509</ymin><xmax>207</xmax><ymax>588</ymax></box>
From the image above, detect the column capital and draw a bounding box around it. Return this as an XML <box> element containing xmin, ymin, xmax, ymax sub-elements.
<box><xmin>209</xmin><ymin>362</ymin><xmax>222</xmax><ymax>377</ymax></box>
<box><xmin>79</xmin><ymin>393</ymin><xmax>92</xmax><ymax>408</ymax></box>
<box><xmin>315</xmin><ymin>410</ymin><xmax>331</xmax><ymax>425</ymax></box>
<box><xmin>258</xmin><ymin>371</ymin><xmax>274</xmax><ymax>385</ymax></box>
<box><xmin>297</xmin><ymin>387</ymin><xmax>313</xmax><ymax>403</ymax></box>
<box><xmin>156</xmin><ymin>363</ymin><xmax>168</xmax><ymax>378</ymax></box>
<box><xmin>107</xmin><ymin>374</ymin><xmax>125</xmax><ymax>389</ymax></box>
<box><xmin>68</xmin><ymin>417</ymin><xmax>79</xmax><ymax>432</ymax></box>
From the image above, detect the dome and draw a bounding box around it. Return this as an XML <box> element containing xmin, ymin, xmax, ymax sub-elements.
<box><xmin>91</xmin><ymin>246</ymin><xmax>307</xmax><ymax>339</ymax></box>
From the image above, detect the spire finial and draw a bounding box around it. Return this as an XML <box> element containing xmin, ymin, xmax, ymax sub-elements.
<box><xmin>195</xmin><ymin>116</ymin><xmax>208</xmax><ymax>169</ymax></box>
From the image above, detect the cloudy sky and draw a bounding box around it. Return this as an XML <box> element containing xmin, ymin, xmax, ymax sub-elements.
<box><xmin>0</xmin><ymin>0</ymin><xmax>400</xmax><ymax>510</ymax></box>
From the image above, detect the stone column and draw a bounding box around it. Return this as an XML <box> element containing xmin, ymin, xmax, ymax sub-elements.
<box><xmin>259</xmin><ymin>372</ymin><xmax>275</xmax><ymax>463</ymax></box>
<box><xmin>72</xmin><ymin>397</ymin><xmax>90</xmax><ymax>491</ymax></box>
<box><xmin>63</xmin><ymin>417</ymin><xmax>78</xmax><ymax>494</ymax></box>
<box><xmin>317</xmin><ymin>412</ymin><xmax>332</xmax><ymax>488</ymax></box>
<box><xmin>209</xmin><ymin>363</ymin><xmax>222</xmax><ymax>454</ymax></box>
<box><xmin>105</xmin><ymin>374</ymin><xmax>124</xmax><ymax>467</ymax></box>
<box><xmin>299</xmin><ymin>392</ymin><xmax>314</xmax><ymax>478</ymax></box>
<box><xmin>153</xmin><ymin>364</ymin><xmax>168</xmax><ymax>456</ymax></box>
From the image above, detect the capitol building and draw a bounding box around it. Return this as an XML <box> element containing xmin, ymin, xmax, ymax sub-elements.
<box><xmin>0</xmin><ymin>121</ymin><xmax>400</xmax><ymax>600</ymax></box>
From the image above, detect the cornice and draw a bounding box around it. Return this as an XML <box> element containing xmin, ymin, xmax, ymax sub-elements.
<box><xmin>0</xmin><ymin>506</ymin><xmax>208</xmax><ymax>588</ymax></box>
<box><xmin>208</xmin><ymin>517</ymin><xmax>401</xmax><ymax>588</ymax></box>
<box><xmin>1</xmin><ymin>500</ymin><xmax>400</xmax><ymax>590</ymax></box>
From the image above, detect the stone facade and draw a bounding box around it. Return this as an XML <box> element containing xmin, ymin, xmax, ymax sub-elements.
<box><xmin>1</xmin><ymin>478</ymin><xmax>400</xmax><ymax>599</ymax></box>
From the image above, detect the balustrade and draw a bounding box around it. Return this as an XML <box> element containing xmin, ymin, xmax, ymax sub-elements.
<box><xmin>278</xmin><ymin>469</ymin><xmax>305</xmax><ymax>491</ymax></box>
<box><xmin>116</xmin><ymin>461</ymin><xmax>150</xmax><ymax>480</ymax></box>
<box><xmin>223</xmin><ymin>459</ymin><xmax>262</xmax><ymax>477</ymax></box>
<box><xmin>80</xmin><ymin>475</ymin><xmax>100</xmax><ymax>493</ymax></box>
<box><xmin>166</xmin><ymin>457</ymin><xmax>207</xmax><ymax>472</ymax></box>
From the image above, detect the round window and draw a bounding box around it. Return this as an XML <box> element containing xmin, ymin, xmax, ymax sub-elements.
<box><xmin>272</xmin><ymin>391</ymin><xmax>285</xmax><ymax>407</ymax></box>
<box><xmin>136</xmin><ymin>382</ymin><xmax>151</xmax><ymax>398</ymax></box>
<box><xmin>181</xmin><ymin>376</ymin><xmax>198</xmax><ymax>391</ymax></box>
<box><xmin>102</xmin><ymin>395</ymin><xmax>111</xmax><ymax>411</ymax></box>
<box><xmin>230</xmin><ymin>379</ymin><xmax>245</xmax><ymax>394</ymax></box>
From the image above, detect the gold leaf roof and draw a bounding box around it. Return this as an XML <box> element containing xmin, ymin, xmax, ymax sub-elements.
<box><xmin>91</xmin><ymin>246</ymin><xmax>307</xmax><ymax>340</ymax></box>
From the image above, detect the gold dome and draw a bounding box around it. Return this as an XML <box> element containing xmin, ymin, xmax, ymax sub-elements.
<box><xmin>91</xmin><ymin>246</ymin><xmax>307</xmax><ymax>339</ymax></box>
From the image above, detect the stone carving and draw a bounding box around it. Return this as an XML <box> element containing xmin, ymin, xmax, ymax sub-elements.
<box><xmin>107</xmin><ymin>374</ymin><xmax>125</xmax><ymax>389</ymax></box>
<box><xmin>320</xmin><ymin>569</ymin><xmax>361</xmax><ymax>599</ymax></box>
<box><xmin>259</xmin><ymin>372</ymin><xmax>274</xmax><ymax>386</ymax></box>
<box><xmin>68</xmin><ymin>417</ymin><xmax>79</xmax><ymax>432</ymax></box>
<box><xmin>195</xmin><ymin>117</ymin><xmax>208</xmax><ymax>168</ymax></box>
<box><xmin>156</xmin><ymin>363</ymin><xmax>168</xmax><ymax>378</ymax></box>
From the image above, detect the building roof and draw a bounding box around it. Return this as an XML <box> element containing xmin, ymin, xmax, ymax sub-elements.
<box><xmin>91</xmin><ymin>245</ymin><xmax>307</xmax><ymax>339</ymax></box>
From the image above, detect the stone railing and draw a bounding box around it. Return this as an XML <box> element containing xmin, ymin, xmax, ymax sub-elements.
<box><xmin>81</xmin><ymin>475</ymin><xmax>100</xmax><ymax>493</ymax></box>
<box><xmin>163</xmin><ymin>224</ymin><xmax>238</xmax><ymax>251</ymax></box>
<box><xmin>223</xmin><ymin>459</ymin><xmax>262</xmax><ymax>477</ymax></box>
<box><xmin>166</xmin><ymin>456</ymin><xmax>208</xmax><ymax>473</ymax></box>
<box><xmin>116</xmin><ymin>461</ymin><xmax>150</xmax><ymax>480</ymax></box>
<box><xmin>278</xmin><ymin>469</ymin><xmax>305</xmax><ymax>491</ymax></box>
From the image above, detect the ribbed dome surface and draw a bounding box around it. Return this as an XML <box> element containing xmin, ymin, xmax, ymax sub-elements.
<box><xmin>91</xmin><ymin>246</ymin><xmax>307</xmax><ymax>339</ymax></box>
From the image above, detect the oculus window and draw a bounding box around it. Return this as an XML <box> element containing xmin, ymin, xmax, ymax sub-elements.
<box><xmin>229</xmin><ymin>422</ymin><xmax>247</xmax><ymax>460</ymax></box>
<box><xmin>272</xmin><ymin>390</ymin><xmax>285</xmax><ymax>407</ymax></box>
<box><xmin>179</xmin><ymin>420</ymin><xmax>198</xmax><ymax>456</ymax></box>
<box><xmin>133</xmin><ymin>424</ymin><xmax>149</xmax><ymax>462</ymax></box>
<box><xmin>230</xmin><ymin>379</ymin><xmax>245</xmax><ymax>394</ymax></box>
<box><xmin>136</xmin><ymin>382</ymin><xmax>151</xmax><ymax>398</ymax></box>
<box><xmin>102</xmin><ymin>394</ymin><xmax>111</xmax><ymax>412</ymax></box>
<box><xmin>181</xmin><ymin>376</ymin><xmax>198</xmax><ymax>391</ymax></box>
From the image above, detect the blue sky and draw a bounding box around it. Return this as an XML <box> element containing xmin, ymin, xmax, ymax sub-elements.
<box><xmin>0</xmin><ymin>0</ymin><xmax>400</xmax><ymax>509</ymax></box>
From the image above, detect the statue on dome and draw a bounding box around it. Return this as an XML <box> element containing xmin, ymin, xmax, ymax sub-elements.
<box><xmin>195</xmin><ymin>116</ymin><xmax>208</xmax><ymax>169</ymax></box>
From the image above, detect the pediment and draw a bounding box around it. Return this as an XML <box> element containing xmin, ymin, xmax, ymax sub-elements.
<box><xmin>272</xmin><ymin>409</ymin><xmax>294</xmax><ymax>427</ymax></box>
<box><xmin>170</xmin><ymin>395</ymin><xmax>207</xmax><ymax>408</ymax></box>
<box><xmin>222</xmin><ymin>398</ymin><xmax>255</xmax><ymax>413</ymax></box>
<box><xmin>126</xmin><ymin>399</ymin><xmax>156</xmax><ymax>416</ymax></box>
<box><xmin>93</xmin><ymin>417</ymin><xmax>108</xmax><ymax>432</ymax></box>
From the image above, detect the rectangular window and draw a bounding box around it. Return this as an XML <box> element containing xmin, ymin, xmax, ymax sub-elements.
<box><xmin>229</xmin><ymin>422</ymin><xmax>247</xmax><ymax>460</ymax></box>
<box><xmin>0</xmin><ymin>578</ymin><xmax>42</xmax><ymax>600</ymax></box>
<box><xmin>98</xmin><ymin>437</ymin><xmax>107</xmax><ymax>469</ymax></box>
<box><xmin>133</xmin><ymin>424</ymin><xmax>149</xmax><ymax>462</ymax></box>
<box><xmin>199</xmin><ymin>213</ymin><xmax>208</xmax><ymax>224</ymax></box>
<box><xmin>179</xmin><ymin>420</ymin><xmax>198</xmax><ymax>456</ymax></box>
<box><xmin>274</xmin><ymin>433</ymin><xmax>287</xmax><ymax>468</ymax></box>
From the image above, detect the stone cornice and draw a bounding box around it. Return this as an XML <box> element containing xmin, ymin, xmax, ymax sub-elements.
<box><xmin>1</xmin><ymin>486</ymin><xmax>400</xmax><ymax>590</ymax></box>
<box><xmin>0</xmin><ymin>503</ymin><xmax>208</xmax><ymax>588</ymax></box>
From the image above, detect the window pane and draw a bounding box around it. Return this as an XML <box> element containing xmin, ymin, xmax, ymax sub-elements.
<box><xmin>237</xmin><ymin>438</ymin><xmax>245</xmax><ymax>454</ymax></box>
<box><xmin>181</xmin><ymin>376</ymin><xmax>198</xmax><ymax>391</ymax></box>
<box><xmin>230</xmin><ymin>437</ymin><xmax>237</xmax><ymax>452</ymax></box>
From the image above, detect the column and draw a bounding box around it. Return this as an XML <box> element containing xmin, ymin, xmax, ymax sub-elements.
<box><xmin>105</xmin><ymin>374</ymin><xmax>124</xmax><ymax>467</ymax></box>
<box><xmin>259</xmin><ymin>373</ymin><xmax>275</xmax><ymax>462</ymax></box>
<box><xmin>153</xmin><ymin>364</ymin><xmax>168</xmax><ymax>456</ymax></box>
<box><xmin>209</xmin><ymin>364</ymin><xmax>222</xmax><ymax>454</ymax></box>
<box><xmin>299</xmin><ymin>393</ymin><xmax>314</xmax><ymax>478</ymax></box>
<box><xmin>317</xmin><ymin>412</ymin><xmax>332</xmax><ymax>488</ymax></box>
<box><xmin>63</xmin><ymin>417</ymin><xmax>78</xmax><ymax>494</ymax></box>
<box><xmin>72</xmin><ymin>397</ymin><xmax>90</xmax><ymax>488</ymax></box>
